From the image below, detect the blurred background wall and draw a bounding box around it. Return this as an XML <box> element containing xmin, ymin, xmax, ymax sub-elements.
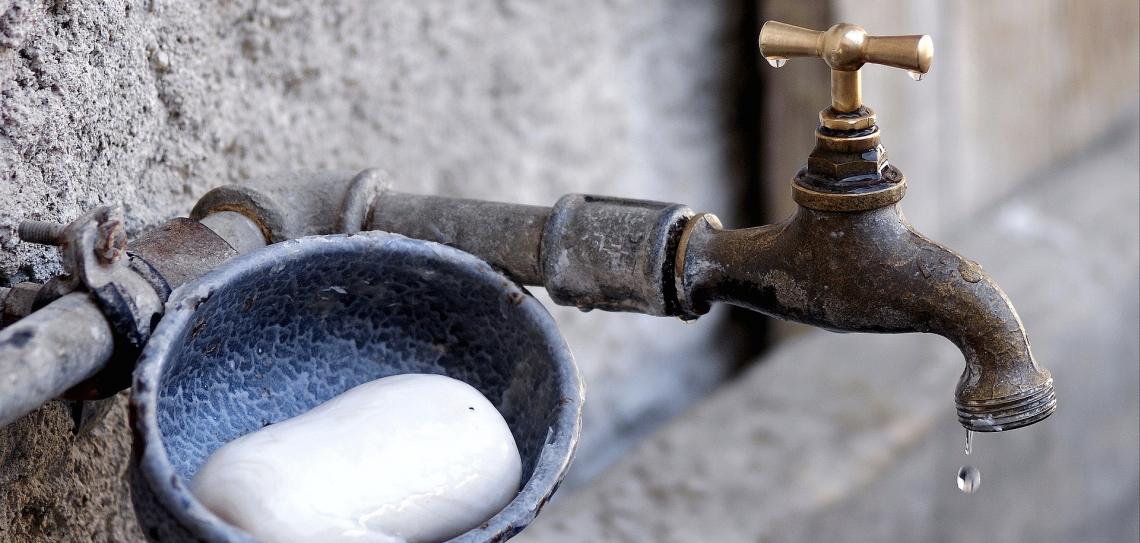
<box><xmin>0</xmin><ymin>0</ymin><xmax>1137</xmax><ymax>541</ymax></box>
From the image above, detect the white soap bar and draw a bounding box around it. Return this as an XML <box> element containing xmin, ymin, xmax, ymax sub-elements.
<box><xmin>191</xmin><ymin>374</ymin><xmax>522</xmax><ymax>543</ymax></box>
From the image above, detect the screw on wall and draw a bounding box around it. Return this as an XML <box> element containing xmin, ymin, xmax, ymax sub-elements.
<box><xmin>17</xmin><ymin>220</ymin><xmax>67</xmax><ymax>246</ymax></box>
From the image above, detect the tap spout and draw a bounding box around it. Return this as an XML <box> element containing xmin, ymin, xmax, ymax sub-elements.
<box><xmin>677</xmin><ymin>203</ymin><xmax>1055</xmax><ymax>432</ymax></box>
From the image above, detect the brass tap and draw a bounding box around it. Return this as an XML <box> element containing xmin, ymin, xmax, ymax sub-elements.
<box><xmin>759</xmin><ymin>21</ymin><xmax>933</xmax><ymax>113</ymax></box>
<box><xmin>760</xmin><ymin>22</ymin><xmax>934</xmax><ymax>213</ymax></box>
<box><xmin>675</xmin><ymin>21</ymin><xmax>1055</xmax><ymax>432</ymax></box>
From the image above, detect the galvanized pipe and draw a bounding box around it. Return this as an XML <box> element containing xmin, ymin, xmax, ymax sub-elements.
<box><xmin>197</xmin><ymin>211</ymin><xmax>267</xmax><ymax>255</ymax></box>
<box><xmin>368</xmin><ymin>192</ymin><xmax>550</xmax><ymax>285</ymax></box>
<box><xmin>367</xmin><ymin>190</ymin><xmax>692</xmax><ymax>315</ymax></box>
<box><xmin>0</xmin><ymin>292</ymin><xmax>114</xmax><ymax>427</ymax></box>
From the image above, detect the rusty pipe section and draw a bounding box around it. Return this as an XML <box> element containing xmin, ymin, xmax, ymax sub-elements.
<box><xmin>370</xmin><ymin>193</ymin><xmax>693</xmax><ymax>315</ymax></box>
<box><xmin>368</xmin><ymin>193</ymin><xmax>550</xmax><ymax>285</ymax></box>
<box><xmin>194</xmin><ymin>170</ymin><xmax>693</xmax><ymax>314</ymax></box>
<box><xmin>191</xmin><ymin>169</ymin><xmax>389</xmax><ymax>242</ymax></box>
<box><xmin>676</xmin><ymin>205</ymin><xmax>1055</xmax><ymax>432</ymax></box>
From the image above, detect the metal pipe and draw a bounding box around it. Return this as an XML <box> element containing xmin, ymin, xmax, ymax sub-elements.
<box><xmin>368</xmin><ymin>192</ymin><xmax>550</xmax><ymax>285</ymax></box>
<box><xmin>0</xmin><ymin>292</ymin><xmax>114</xmax><ymax>427</ymax></box>
<box><xmin>197</xmin><ymin>211</ymin><xmax>266</xmax><ymax>255</ymax></box>
<box><xmin>367</xmin><ymin>191</ymin><xmax>692</xmax><ymax>315</ymax></box>
<box><xmin>190</xmin><ymin>169</ymin><xmax>389</xmax><ymax>242</ymax></box>
<box><xmin>1</xmin><ymin>282</ymin><xmax>43</xmax><ymax>327</ymax></box>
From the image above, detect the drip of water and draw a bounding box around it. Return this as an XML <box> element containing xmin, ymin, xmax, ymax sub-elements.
<box><xmin>907</xmin><ymin>70</ymin><xmax>925</xmax><ymax>81</ymax></box>
<box><xmin>957</xmin><ymin>465</ymin><xmax>981</xmax><ymax>493</ymax></box>
<box><xmin>765</xmin><ymin>56</ymin><xmax>788</xmax><ymax>68</ymax></box>
<box><xmin>957</xmin><ymin>430</ymin><xmax>980</xmax><ymax>493</ymax></box>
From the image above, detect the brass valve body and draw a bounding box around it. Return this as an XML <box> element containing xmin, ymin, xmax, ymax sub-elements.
<box><xmin>759</xmin><ymin>21</ymin><xmax>934</xmax><ymax>211</ymax></box>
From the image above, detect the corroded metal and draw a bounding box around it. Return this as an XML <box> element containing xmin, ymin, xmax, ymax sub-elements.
<box><xmin>368</xmin><ymin>192</ymin><xmax>551</xmax><ymax>286</ymax></box>
<box><xmin>540</xmin><ymin>195</ymin><xmax>692</xmax><ymax>315</ymax></box>
<box><xmin>0</xmin><ymin>211</ymin><xmax>250</xmax><ymax>426</ymax></box>
<box><xmin>191</xmin><ymin>168</ymin><xmax>390</xmax><ymax>242</ymax></box>
<box><xmin>365</xmin><ymin>191</ymin><xmax>692</xmax><ymax>316</ymax></box>
<box><xmin>128</xmin><ymin>218</ymin><xmax>239</xmax><ymax>290</ymax></box>
<box><xmin>674</xmin><ymin>204</ymin><xmax>1054</xmax><ymax>432</ymax></box>
<box><xmin>792</xmin><ymin>164</ymin><xmax>907</xmax><ymax>212</ymax></box>
<box><xmin>25</xmin><ymin>206</ymin><xmax>165</xmax><ymax>351</ymax></box>
<box><xmin>191</xmin><ymin>154</ymin><xmax>1052</xmax><ymax>433</ymax></box>
<box><xmin>17</xmin><ymin>220</ymin><xmax>67</xmax><ymax>246</ymax></box>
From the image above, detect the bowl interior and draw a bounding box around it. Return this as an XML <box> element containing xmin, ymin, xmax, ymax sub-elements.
<box><xmin>146</xmin><ymin>234</ymin><xmax>577</xmax><ymax>536</ymax></box>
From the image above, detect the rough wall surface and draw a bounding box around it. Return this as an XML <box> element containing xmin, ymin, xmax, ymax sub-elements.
<box><xmin>1</xmin><ymin>0</ymin><xmax>747</xmax><ymax>539</ymax></box>
<box><xmin>0</xmin><ymin>394</ymin><xmax>140</xmax><ymax>542</ymax></box>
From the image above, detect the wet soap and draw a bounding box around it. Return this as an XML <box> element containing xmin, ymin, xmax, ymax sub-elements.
<box><xmin>191</xmin><ymin>374</ymin><xmax>522</xmax><ymax>543</ymax></box>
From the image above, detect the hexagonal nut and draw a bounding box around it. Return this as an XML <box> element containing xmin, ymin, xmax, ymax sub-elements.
<box><xmin>819</xmin><ymin>106</ymin><xmax>876</xmax><ymax>131</ymax></box>
<box><xmin>807</xmin><ymin>145</ymin><xmax>887</xmax><ymax>179</ymax></box>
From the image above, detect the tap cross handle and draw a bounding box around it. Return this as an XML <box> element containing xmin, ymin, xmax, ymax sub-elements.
<box><xmin>759</xmin><ymin>21</ymin><xmax>933</xmax><ymax>113</ymax></box>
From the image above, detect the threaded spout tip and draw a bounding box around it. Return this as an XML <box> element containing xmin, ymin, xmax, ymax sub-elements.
<box><xmin>957</xmin><ymin>378</ymin><xmax>1056</xmax><ymax>432</ymax></box>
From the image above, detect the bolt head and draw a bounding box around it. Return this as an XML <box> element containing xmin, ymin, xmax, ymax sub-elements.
<box><xmin>96</xmin><ymin>220</ymin><xmax>128</xmax><ymax>264</ymax></box>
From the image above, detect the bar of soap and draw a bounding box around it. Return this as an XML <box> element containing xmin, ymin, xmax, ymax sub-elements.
<box><xmin>190</xmin><ymin>374</ymin><xmax>522</xmax><ymax>543</ymax></box>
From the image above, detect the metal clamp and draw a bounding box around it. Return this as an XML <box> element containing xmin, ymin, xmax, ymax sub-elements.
<box><xmin>19</xmin><ymin>206</ymin><xmax>168</xmax><ymax>399</ymax></box>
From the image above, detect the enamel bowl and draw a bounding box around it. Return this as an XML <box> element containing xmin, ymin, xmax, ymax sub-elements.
<box><xmin>129</xmin><ymin>232</ymin><xmax>582</xmax><ymax>542</ymax></box>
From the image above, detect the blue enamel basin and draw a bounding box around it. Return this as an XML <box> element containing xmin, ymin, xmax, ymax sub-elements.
<box><xmin>129</xmin><ymin>232</ymin><xmax>582</xmax><ymax>542</ymax></box>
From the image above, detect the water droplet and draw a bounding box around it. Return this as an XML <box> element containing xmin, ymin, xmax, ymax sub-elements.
<box><xmin>765</xmin><ymin>56</ymin><xmax>788</xmax><ymax>68</ymax></box>
<box><xmin>964</xmin><ymin>430</ymin><xmax>973</xmax><ymax>455</ymax></box>
<box><xmin>907</xmin><ymin>70</ymin><xmax>925</xmax><ymax>81</ymax></box>
<box><xmin>957</xmin><ymin>465</ymin><xmax>981</xmax><ymax>493</ymax></box>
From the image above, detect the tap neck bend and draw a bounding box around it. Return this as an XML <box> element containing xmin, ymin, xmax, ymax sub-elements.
<box><xmin>675</xmin><ymin>202</ymin><xmax>1054</xmax><ymax>432</ymax></box>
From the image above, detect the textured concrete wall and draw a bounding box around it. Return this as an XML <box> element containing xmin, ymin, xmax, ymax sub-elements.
<box><xmin>1</xmin><ymin>0</ymin><xmax>748</xmax><ymax>539</ymax></box>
